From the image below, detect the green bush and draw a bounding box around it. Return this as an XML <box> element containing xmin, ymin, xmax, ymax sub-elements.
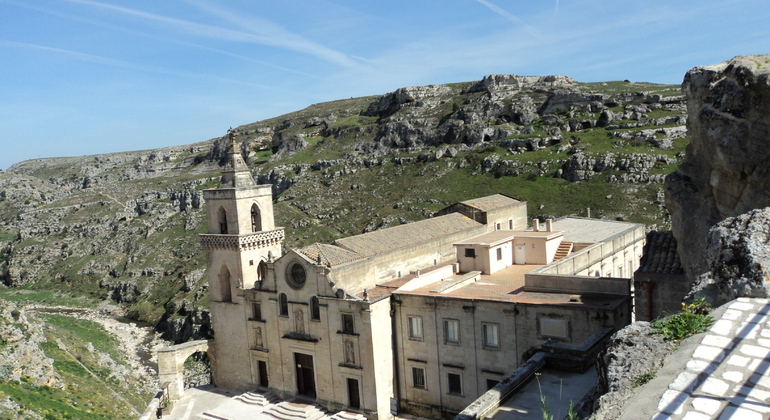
<box><xmin>652</xmin><ymin>298</ymin><xmax>714</xmax><ymax>341</ymax></box>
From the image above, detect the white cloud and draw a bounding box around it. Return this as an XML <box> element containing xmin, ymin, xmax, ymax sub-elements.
<box><xmin>63</xmin><ymin>0</ymin><xmax>359</xmax><ymax>67</ymax></box>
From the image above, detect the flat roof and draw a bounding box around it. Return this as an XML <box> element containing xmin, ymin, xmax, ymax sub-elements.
<box><xmin>550</xmin><ymin>217</ymin><xmax>640</xmax><ymax>243</ymax></box>
<box><xmin>393</xmin><ymin>263</ymin><xmax>627</xmax><ymax>309</ymax></box>
<box><xmin>455</xmin><ymin>230</ymin><xmax>517</xmax><ymax>246</ymax></box>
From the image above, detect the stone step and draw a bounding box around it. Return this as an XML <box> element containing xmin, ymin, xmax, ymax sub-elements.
<box><xmin>262</xmin><ymin>401</ymin><xmax>327</xmax><ymax>420</ymax></box>
<box><xmin>326</xmin><ymin>411</ymin><xmax>367</xmax><ymax>420</ymax></box>
<box><xmin>554</xmin><ymin>241</ymin><xmax>573</xmax><ymax>261</ymax></box>
<box><xmin>200</xmin><ymin>413</ymin><xmax>229</xmax><ymax>420</ymax></box>
<box><xmin>233</xmin><ymin>390</ymin><xmax>279</xmax><ymax>406</ymax></box>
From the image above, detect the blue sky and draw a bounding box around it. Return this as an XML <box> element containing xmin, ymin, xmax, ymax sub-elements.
<box><xmin>1</xmin><ymin>0</ymin><xmax>768</xmax><ymax>170</ymax></box>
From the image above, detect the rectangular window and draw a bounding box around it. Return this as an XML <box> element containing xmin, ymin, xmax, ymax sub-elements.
<box><xmin>496</xmin><ymin>247</ymin><xmax>503</xmax><ymax>261</ymax></box>
<box><xmin>509</xmin><ymin>219</ymin><xmax>513</xmax><ymax>230</ymax></box>
<box><xmin>464</xmin><ymin>248</ymin><xmax>476</xmax><ymax>258</ymax></box>
<box><xmin>495</xmin><ymin>222</ymin><xmax>501</xmax><ymax>230</ymax></box>
<box><xmin>412</xmin><ymin>367</ymin><xmax>426</xmax><ymax>389</ymax></box>
<box><xmin>486</xmin><ymin>379</ymin><xmax>499</xmax><ymax>390</ymax></box>
<box><xmin>444</xmin><ymin>319</ymin><xmax>459</xmax><ymax>344</ymax></box>
<box><xmin>341</xmin><ymin>313</ymin><xmax>354</xmax><ymax>334</ymax></box>
<box><xmin>252</xmin><ymin>302</ymin><xmax>262</xmax><ymax>321</ymax></box>
<box><xmin>447</xmin><ymin>373</ymin><xmax>462</xmax><ymax>395</ymax></box>
<box><xmin>408</xmin><ymin>316</ymin><xmax>423</xmax><ymax>340</ymax></box>
<box><xmin>482</xmin><ymin>323</ymin><xmax>499</xmax><ymax>349</ymax></box>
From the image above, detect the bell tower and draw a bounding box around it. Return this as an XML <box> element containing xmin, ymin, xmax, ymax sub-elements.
<box><xmin>201</xmin><ymin>132</ymin><xmax>285</xmax><ymax>389</ymax></box>
<box><xmin>201</xmin><ymin>133</ymin><xmax>284</xmax><ymax>300</ymax></box>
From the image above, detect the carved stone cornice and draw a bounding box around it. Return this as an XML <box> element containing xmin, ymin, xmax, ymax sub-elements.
<box><xmin>200</xmin><ymin>228</ymin><xmax>285</xmax><ymax>251</ymax></box>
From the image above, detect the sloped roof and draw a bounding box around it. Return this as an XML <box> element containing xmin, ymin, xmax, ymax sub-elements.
<box><xmin>639</xmin><ymin>230</ymin><xmax>683</xmax><ymax>274</ymax></box>
<box><xmin>333</xmin><ymin>212</ymin><xmax>481</xmax><ymax>258</ymax></box>
<box><xmin>297</xmin><ymin>243</ymin><xmax>364</xmax><ymax>267</ymax></box>
<box><xmin>459</xmin><ymin>194</ymin><xmax>521</xmax><ymax>211</ymax></box>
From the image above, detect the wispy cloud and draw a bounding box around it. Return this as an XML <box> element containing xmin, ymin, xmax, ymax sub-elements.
<box><xmin>0</xmin><ymin>39</ymin><xmax>281</xmax><ymax>89</ymax></box>
<box><xmin>62</xmin><ymin>0</ymin><xmax>358</xmax><ymax>68</ymax></box>
<box><xmin>3</xmin><ymin>0</ymin><xmax>317</xmax><ymax>78</ymax></box>
<box><xmin>474</xmin><ymin>0</ymin><xmax>543</xmax><ymax>40</ymax></box>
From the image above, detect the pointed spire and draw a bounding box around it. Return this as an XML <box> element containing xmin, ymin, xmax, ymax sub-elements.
<box><xmin>218</xmin><ymin>128</ymin><xmax>257</xmax><ymax>189</ymax></box>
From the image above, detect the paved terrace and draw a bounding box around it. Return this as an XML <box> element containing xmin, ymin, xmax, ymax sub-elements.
<box><xmin>392</xmin><ymin>262</ymin><xmax>628</xmax><ymax>310</ymax></box>
<box><xmin>155</xmin><ymin>385</ymin><xmax>433</xmax><ymax>420</ymax></box>
<box><xmin>622</xmin><ymin>298</ymin><xmax>770</xmax><ymax>420</ymax></box>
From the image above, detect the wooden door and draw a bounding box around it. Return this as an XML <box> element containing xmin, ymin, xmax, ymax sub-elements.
<box><xmin>258</xmin><ymin>360</ymin><xmax>269</xmax><ymax>387</ymax></box>
<box><xmin>347</xmin><ymin>378</ymin><xmax>360</xmax><ymax>409</ymax></box>
<box><xmin>294</xmin><ymin>353</ymin><xmax>316</xmax><ymax>398</ymax></box>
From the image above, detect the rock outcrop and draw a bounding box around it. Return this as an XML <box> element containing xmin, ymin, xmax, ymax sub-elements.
<box><xmin>687</xmin><ymin>207</ymin><xmax>770</xmax><ymax>305</ymax></box>
<box><xmin>590</xmin><ymin>322</ymin><xmax>676</xmax><ymax>420</ymax></box>
<box><xmin>665</xmin><ymin>55</ymin><xmax>770</xmax><ymax>280</ymax></box>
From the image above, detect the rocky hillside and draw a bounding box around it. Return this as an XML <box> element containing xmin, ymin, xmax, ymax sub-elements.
<box><xmin>0</xmin><ymin>74</ymin><xmax>687</xmax><ymax>342</ymax></box>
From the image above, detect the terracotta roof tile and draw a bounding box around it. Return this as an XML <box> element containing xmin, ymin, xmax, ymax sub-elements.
<box><xmin>639</xmin><ymin>231</ymin><xmax>683</xmax><ymax>274</ymax></box>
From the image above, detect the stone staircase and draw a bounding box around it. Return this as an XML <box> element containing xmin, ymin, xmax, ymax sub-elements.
<box><xmin>234</xmin><ymin>390</ymin><xmax>280</xmax><ymax>407</ymax></box>
<box><xmin>326</xmin><ymin>411</ymin><xmax>367</xmax><ymax>420</ymax></box>
<box><xmin>200</xmin><ymin>389</ymin><xmax>367</xmax><ymax>420</ymax></box>
<box><xmin>553</xmin><ymin>241</ymin><xmax>573</xmax><ymax>261</ymax></box>
<box><xmin>262</xmin><ymin>401</ymin><xmax>327</xmax><ymax>420</ymax></box>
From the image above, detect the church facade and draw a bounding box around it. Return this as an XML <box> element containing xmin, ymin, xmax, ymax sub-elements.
<box><xmin>196</xmin><ymin>144</ymin><xmax>644</xmax><ymax>419</ymax></box>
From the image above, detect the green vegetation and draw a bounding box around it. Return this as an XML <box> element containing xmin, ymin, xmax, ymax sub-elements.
<box><xmin>0</xmin><ymin>230</ymin><xmax>17</xmax><ymax>242</ymax></box>
<box><xmin>0</xmin><ymin>311</ymin><xmax>152</xmax><ymax>419</ymax></box>
<box><xmin>535</xmin><ymin>372</ymin><xmax>581</xmax><ymax>420</ymax></box>
<box><xmin>0</xmin><ymin>289</ymin><xmax>100</xmax><ymax>308</ymax></box>
<box><xmin>652</xmin><ymin>298</ymin><xmax>714</xmax><ymax>341</ymax></box>
<box><xmin>634</xmin><ymin>370</ymin><xmax>657</xmax><ymax>387</ymax></box>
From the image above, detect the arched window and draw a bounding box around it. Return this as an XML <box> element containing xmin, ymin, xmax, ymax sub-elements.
<box><xmin>219</xmin><ymin>265</ymin><xmax>232</xmax><ymax>302</ymax></box>
<box><xmin>218</xmin><ymin>207</ymin><xmax>228</xmax><ymax>234</ymax></box>
<box><xmin>250</xmin><ymin>204</ymin><xmax>261</xmax><ymax>232</ymax></box>
<box><xmin>257</xmin><ymin>261</ymin><xmax>267</xmax><ymax>282</ymax></box>
<box><xmin>279</xmin><ymin>293</ymin><xmax>288</xmax><ymax>317</ymax></box>
<box><xmin>310</xmin><ymin>296</ymin><xmax>320</xmax><ymax>320</ymax></box>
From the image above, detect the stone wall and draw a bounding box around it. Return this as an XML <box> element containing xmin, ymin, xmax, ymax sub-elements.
<box><xmin>665</xmin><ymin>55</ymin><xmax>770</xmax><ymax>280</ymax></box>
<box><xmin>633</xmin><ymin>272</ymin><xmax>688</xmax><ymax>321</ymax></box>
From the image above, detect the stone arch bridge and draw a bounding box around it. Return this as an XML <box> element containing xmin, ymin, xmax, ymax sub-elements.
<box><xmin>158</xmin><ymin>339</ymin><xmax>211</xmax><ymax>400</ymax></box>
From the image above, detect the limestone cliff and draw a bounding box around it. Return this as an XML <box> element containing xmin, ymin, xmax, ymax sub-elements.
<box><xmin>665</xmin><ymin>55</ymin><xmax>770</xmax><ymax>281</ymax></box>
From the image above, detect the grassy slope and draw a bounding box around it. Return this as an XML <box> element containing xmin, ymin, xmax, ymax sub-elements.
<box><xmin>0</xmin><ymin>313</ymin><xmax>151</xmax><ymax>419</ymax></box>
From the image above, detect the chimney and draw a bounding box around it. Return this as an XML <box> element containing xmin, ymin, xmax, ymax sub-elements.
<box><xmin>546</xmin><ymin>219</ymin><xmax>553</xmax><ymax>232</ymax></box>
<box><xmin>533</xmin><ymin>219</ymin><xmax>540</xmax><ymax>232</ymax></box>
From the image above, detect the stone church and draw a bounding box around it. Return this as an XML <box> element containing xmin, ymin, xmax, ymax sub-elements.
<box><xmin>183</xmin><ymin>142</ymin><xmax>643</xmax><ymax>419</ymax></box>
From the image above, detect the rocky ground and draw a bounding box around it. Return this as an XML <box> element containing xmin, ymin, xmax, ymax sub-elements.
<box><xmin>25</xmin><ymin>302</ymin><xmax>171</xmax><ymax>393</ymax></box>
<box><xmin>0</xmin><ymin>298</ymin><xmax>170</xmax><ymax>418</ymax></box>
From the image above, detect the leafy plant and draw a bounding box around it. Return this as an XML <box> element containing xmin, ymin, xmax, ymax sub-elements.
<box><xmin>652</xmin><ymin>298</ymin><xmax>714</xmax><ymax>341</ymax></box>
<box><xmin>633</xmin><ymin>370</ymin><xmax>657</xmax><ymax>387</ymax></box>
<box><xmin>535</xmin><ymin>372</ymin><xmax>581</xmax><ymax>420</ymax></box>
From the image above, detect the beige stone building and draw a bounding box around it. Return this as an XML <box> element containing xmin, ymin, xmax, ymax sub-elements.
<box><xmin>189</xmin><ymin>144</ymin><xmax>644</xmax><ymax>419</ymax></box>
